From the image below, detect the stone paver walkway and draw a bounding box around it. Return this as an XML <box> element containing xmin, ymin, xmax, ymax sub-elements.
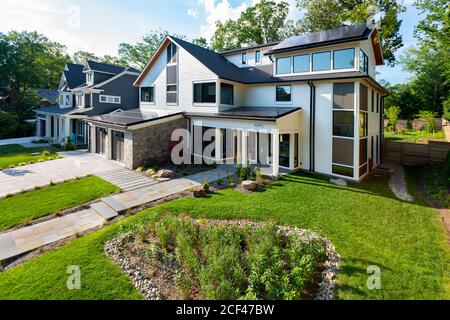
<box><xmin>0</xmin><ymin>151</ymin><xmax>124</xmax><ymax>198</ymax></box>
<box><xmin>96</xmin><ymin>168</ymin><xmax>157</xmax><ymax>191</ymax></box>
<box><xmin>102</xmin><ymin>167</ymin><xmax>230</xmax><ymax>212</ymax></box>
<box><xmin>0</xmin><ymin>167</ymin><xmax>230</xmax><ymax>261</ymax></box>
<box><xmin>0</xmin><ymin>209</ymin><xmax>105</xmax><ymax>261</ymax></box>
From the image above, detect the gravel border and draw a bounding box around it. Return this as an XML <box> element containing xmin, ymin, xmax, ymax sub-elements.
<box><xmin>105</xmin><ymin>220</ymin><xmax>341</xmax><ymax>300</ymax></box>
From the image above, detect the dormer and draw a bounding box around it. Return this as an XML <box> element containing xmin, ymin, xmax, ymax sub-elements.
<box><xmin>83</xmin><ymin>62</ymin><xmax>95</xmax><ymax>85</ymax></box>
<box><xmin>221</xmin><ymin>43</ymin><xmax>278</xmax><ymax>68</ymax></box>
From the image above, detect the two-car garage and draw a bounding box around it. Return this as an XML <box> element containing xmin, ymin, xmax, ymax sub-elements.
<box><xmin>94</xmin><ymin>127</ymin><xmax>125</xmax><ymax>164</ymax></box>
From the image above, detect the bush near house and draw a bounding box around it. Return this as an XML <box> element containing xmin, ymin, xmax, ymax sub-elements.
<box><xmin>0</xmin><ymin>112</ymin><xmax>34</xmax><ymax>139</ymax></box>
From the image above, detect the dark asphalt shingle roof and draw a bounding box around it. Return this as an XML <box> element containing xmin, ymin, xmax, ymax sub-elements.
<box><xmin>64</xmin><ymin>63</ymin><xmax>85</xmax><ymax>90</ymax></box>
<box><xmin>87</xmin><ymin>109</ymin><xmax>183</xmax><ymax>127</ymax></box>
<box><xmin>268</xmin><ymin>23</ymin><xmax>373</xmax><ymax>54</ymax></box>
<box><xmin>85</xmin><ymin>60</ymin><xmax>140</xmax><ymax>75</ymax></box>
<box><xmin>34</xmin><ymin>105</ymin><xmax>78</xmax><ymax>115</ymax></box>
<box><xmin>36</xmin><ymin>89</ymin><xmax>59</xmax><ymax>103</ymax></box>
<box><xmin>186</xmin><ymin>107</ymin><xmax>301</xmax><ymax>121</ymax></box>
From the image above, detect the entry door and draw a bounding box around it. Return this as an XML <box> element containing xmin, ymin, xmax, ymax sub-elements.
<box><xmin>96</xmin><ymin>128</ymin><xmax>107</xmax><ymax>155</ymax></box>
<box><xmin>112</xmin><ymin>131</ymin><xmax>125</xmax><ymax>163</ymax></box>
<box><xmin>279</xmin><ymin>134</ymin><xmax>290</xmax><ymax>168</ymax></box>
<box><xmin>39</xmin><ymin>119</ymin><xmax>46</xmax><ymax>137</ymax></box>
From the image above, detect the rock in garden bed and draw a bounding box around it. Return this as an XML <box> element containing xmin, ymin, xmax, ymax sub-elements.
<box><xmin>104</xmin><ymin>215</ymin><xmax>340</xmax><ymax>300</ymax></box>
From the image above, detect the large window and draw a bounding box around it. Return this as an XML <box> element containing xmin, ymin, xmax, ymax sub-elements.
<box><xmin>276</xmin><ymin>85</ymin><xmax>291</xmax><ymax>102</ymax></box>
<box><xmin>167</xmin><ymin>86</ymin><xmax>177</xmax><ymax>104</ymax></box>
<box><xmin>359</xmin><ymin>112</ymin><xmax>368</xmax><ymax>137</ymax></box>
<box><xmin>333</xmin><ymin>82</ymin><xmax>355</xmax><ymax>178</ymax></box>
<box><xmin>141</xmin><ymin>87</ymin><xmax>154</xmax><ymax>103</ymax></box>
<box><xmin>312</xmin><ymin>51</ymin><xmax>331</xmax><ymax>71</ymax></box>
<box><xmin>333</xmin><ymin>111</ymin><xmax>354</xmax><ymax>137</ymax></box>
<box><xmin>293</xmin><ymin>54</ymin><xmax>310</xmax><ymax>73</ymax></box>
<box><xmin>276</xmin><ymin>57</ymin><xmax>291</xmax><ymax>75</ymax></box>
<box><xmin>360</xmin><ymin>50</ymin><xmax>369</xmax><ymax>74</ymax></box>
<box><xmin>360</xmin><ymin>84</ymin><xmax>368</xmax><ymax>111</ymax></box>
<box><xmin>167</xmin><ymin>42</ymin><xmax>177</xmax><ymax>64</ymax></box>
<box><xmin>333</xmin><ymin>48</ymin><xmax>355</xmax><ymax>70</ymax></box>
<box><xmin>194</xmin><ymin>82</ymin><xmax>216</xmax><ymax>104</ymax></box>
<box><xmin>220</xmin><ymin>83</ymin><xmax>234</xmax><ymax>105</ymax></box>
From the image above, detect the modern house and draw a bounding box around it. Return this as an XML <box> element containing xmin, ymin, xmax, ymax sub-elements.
<box><xmin>34</xmin><ymin>61</ymin><xmax>140</xmax><ymax>145</ymax></box>
<box><xmin>86</xmin><ymin>23</ymin><xmax>388</xmax><ymax>181</ymax></box>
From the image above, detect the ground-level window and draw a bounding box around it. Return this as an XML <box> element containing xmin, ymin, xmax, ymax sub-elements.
<box><xmin>141</xmin><ymin>87</ymin><xmax>154</xmax><ymax>103</ymax></box>
<box><xmin>279</xmin><ymin>134</ymin><xmax>290</xmax><ymax>168</ymax></box>
<box><xmin>276</xmin><ymin>85</ymin><xmax>291</xmax><ymax>102</ymax></box>
<box><xmin>100</xmin><ymin>95</ymin><xmax>121</xmax><ymax>104</ymax></box>
<box><xmin>294</xmin><ymin>133</ymin><xmax>299</xmax><ymax>168</ymax></box>
<box><xmin>194</xmin><ymin>82</ymin><xmax>216</xmax><ymax>104</ymax></box>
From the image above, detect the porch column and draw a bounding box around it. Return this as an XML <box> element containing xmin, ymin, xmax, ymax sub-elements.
<box><xmin>272</xmin><ymin>130</ymin><xmax>279</xmax><ymax>177</ymax></box>
<box><xmin>64</xmin><ymin>117</ymin><xmax>71</xmax><ymax>142</ymax></box>
<box><xmin>241</xmin><ymin>130</ymin><xmax>248</xmax><ymax>167</ymax></box>
<box><xmin>45</xmin><ymin>115</ymin><xmax>51</xmax><ymax>139</ymax></box>
<box><xmin>215</xmin><ymin>128</ymin><xmax>222</xmax><ymax>164</ymax></box>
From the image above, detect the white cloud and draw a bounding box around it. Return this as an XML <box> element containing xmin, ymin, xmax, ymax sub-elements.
<box><xmin>197</xmin><ymin>0</ymin><xmax>249</xmax><ymax>40</ymax></box>
<box><xmin>0</xmin><ymin>0</ymin><xmax>87</xmax><ymax>55</ymax></box>
<box><xmin>196</xmin><ymin>0</ymin><xmax>299</xmax><ymax>40</ymax></box>
<box><xmin>187</xmin><ymin>8</ymin><xmax>198</xmax><ymax>19</ymax></box>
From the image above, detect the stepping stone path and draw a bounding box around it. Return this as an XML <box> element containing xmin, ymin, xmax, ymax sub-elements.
<box><xmin>96</xmin><ymin>168</ymin><xmax>157</xmax><ymax>191</ymax></box>
<box><xmin>0</xmin><ymin>167</ymin><xmax>229</xmax><ymax>262</ymax></box>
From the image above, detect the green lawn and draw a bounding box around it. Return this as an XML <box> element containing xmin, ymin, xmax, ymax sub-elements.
<box><xmin>0</xmin><ymin>144</ymin><xmax>60</xmax><ymax>169</ymax></box>
<box><xmin>385</xmin><ymin>131</ymin><xmax>446</xmax><ymax>143</ymax></box>
<box><xmin>0</xmin><ymin>170</ymin><xmax>448</xmax><ymax>300</ymax></box>
<box><xmin>0</xmin><ymin>176</ymin><xmax>120</xmax><ymax>231</ymax></box>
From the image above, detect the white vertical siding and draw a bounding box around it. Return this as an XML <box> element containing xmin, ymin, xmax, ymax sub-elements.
<box><xmin>314</xmin><ymin>83</ymin><xmax>333</xmax><ymax>176</ymax></box>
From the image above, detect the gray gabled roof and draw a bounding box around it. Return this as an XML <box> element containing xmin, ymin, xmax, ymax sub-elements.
<box><xmin>85</xmin><ymin>60</ymin><xmax>140</xmax><ymax>75</ymax></box>
<box><xmin>64</xmin><ymin>63</ymin><xmax>85</xmax><ymax>89</ymax></box>
<box><xmin>267</xmin><ymin>23</ymin><xmax>373</xmax><ymax>54</ymax></box>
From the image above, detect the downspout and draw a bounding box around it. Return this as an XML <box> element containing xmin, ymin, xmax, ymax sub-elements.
<box><xmin>308</xmin><ymin>81</ymin><xmax>316</xmax><ymax>172</ymax></box>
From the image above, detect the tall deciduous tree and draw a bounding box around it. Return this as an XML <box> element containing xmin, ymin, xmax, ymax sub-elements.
<box><xmin>211</xmin><ymin>0</ymin><xmax>294</xmax><ymax>51</ymax></box>
<box><xmin>0</xmin><ymin>31</ymin><xmax>68</xmax><ymax>117</ymax></box>
<box><xmin>71</xmin><ymin>51</ymin><xmax>128</xmax><ymax>67</ymax></box>
<box><xmin>296</xmin><ymin>0</ymin><xmax>405</xmax><ymax>66</ymax></box>
<box><xmin>118</xmin><ymin>30</ymin><xmax>185</xmax><ymax>70</ymax></box>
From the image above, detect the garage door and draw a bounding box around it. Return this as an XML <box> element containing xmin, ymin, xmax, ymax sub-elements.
<box><xmin>112</xmin><ymin>130</ymin><xmax>125</xmax><ymax>163</ymax></box>
<box><xmin>96</xmin><ymin>127</ymin><xmax>107</xmax><ymax>155</ymax></box>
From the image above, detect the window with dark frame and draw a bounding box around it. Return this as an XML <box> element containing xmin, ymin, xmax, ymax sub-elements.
<box><xmin>371</xmin><ymin>90</ymin><xmax>374</xmax><ymax>112</ymax></box>
<box><xmin>167</xmin><ymin>42</ymin><xmax>177</xmax><ymax>64</ymax></box>
<box><xmin>220</xmin><ymin>83</ymin><xmax>234</xmax><ymax>105</ymax></box>
<box><xmin>255</xmin><ymin>51</ymin><xmax>261</xmax><ymax>64</ymax></box>
<box><xmin>141</xmin><ymin>87</ymin><xmax>154</xmax><ymax>103</ymax></box>
<box><xmin>242</xmin><ymin>53</ymin><xmax>247</xmax><ymax>65</ymax></box>
<box><xmin>360</xmin><ymin>49</ymin><xmax>369</xmax><ymax>74</ymax></box>
<box><xmin>276</xmin><ymin>85</ymin><xmax>291</xmax><ymax>102</ymax></box>
<box><xmin>194</xmin><ymin>82</ymin><xmax>216</xmax><ymax>104</ymax></box>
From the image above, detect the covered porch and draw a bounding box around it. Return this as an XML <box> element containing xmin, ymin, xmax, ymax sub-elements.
<box><xmin>187</xmin><ymin>107</ymin><xmax>302</xmax><ymax>176</ymax></box>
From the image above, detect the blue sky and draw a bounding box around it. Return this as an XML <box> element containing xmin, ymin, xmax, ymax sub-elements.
<box><xmin>0</xmin><ymin>0</ymin><xmax>421</xmax><ymax>84</ymax></box>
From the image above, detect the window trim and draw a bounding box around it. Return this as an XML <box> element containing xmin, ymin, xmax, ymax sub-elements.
<box><xmin>99</xmin><ymin>94</ymin><xmax>121</xmax><ymax>104</ymax></box>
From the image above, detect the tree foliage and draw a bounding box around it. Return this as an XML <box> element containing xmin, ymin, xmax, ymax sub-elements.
<box><xmin>118</xmin><ymin>30</ymin><xmax>185</xmax><ymax>70</ymax></box>
<box><xmin>296</xmin><ymin>0</ymin><xmax>405</xmax><ymax>65</ymax></box>
<box><xmin>385</xmin><ymin>106</ymin><xmax>401</xmax><ymax>131</ymax></box>
<box><xmin>211</xmin><ymin>0</ymin><xmax>294</xmax><ymax>51</ymax></box>
<box><xmin>0</xmin><ymin>31</ymin><xmax>68</xmax><ymax>117</ymax></box>
<box><xmin>71</xmin><ymin>51</ymin><xmax>128</xmax><ymax>67</ymax></box>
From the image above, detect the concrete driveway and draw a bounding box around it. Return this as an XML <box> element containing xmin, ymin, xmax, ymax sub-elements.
<box><xmin>0</xmin><ymin>150</ymin><xmax>124</xmax><ymax>198</ymax></box>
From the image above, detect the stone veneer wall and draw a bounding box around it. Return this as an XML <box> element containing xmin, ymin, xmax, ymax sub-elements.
<box><xmin>125</xmin><ymin>117</ymin><xmax>187</xmax><ymax>169</ymax></box>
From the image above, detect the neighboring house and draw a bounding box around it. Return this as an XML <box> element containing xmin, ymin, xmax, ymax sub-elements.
<box><xmin>36</xmin><ymin>88</ymin><xmax>59</xmax><ymax>106</ymax></box>
<box><xmin>86</xmin><ymin>23</ymin><xmax>387</xmax><ymax>181</ymax></box>
<box><xmin>34</xmin><ymin>61</ymin><xmax>140</xmax><ymax>144</ymax></box>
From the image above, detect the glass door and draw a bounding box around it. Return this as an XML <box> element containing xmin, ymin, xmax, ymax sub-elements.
<box><xmin>279</xmin><ymin>134</ymin><xmax>290</xmax><ymax>168</ymax></box>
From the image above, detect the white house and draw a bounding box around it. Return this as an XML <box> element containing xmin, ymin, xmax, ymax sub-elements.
<box><xmin>86</xmin><ymin>23</ymin><xmax>387</xmax><ymax>181</ymax></box>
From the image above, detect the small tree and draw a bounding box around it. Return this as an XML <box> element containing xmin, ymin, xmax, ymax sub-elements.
<box><xmin>416</xmin><ymin>110</ymin><xmax>438</xmax><ymax>132</ymax></box>
<box><xmin>386</xmin><ymin>106</ymin><xmax>401</xmax><ymax>132</ymax></box>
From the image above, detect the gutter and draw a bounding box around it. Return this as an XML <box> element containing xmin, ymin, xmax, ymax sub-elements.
<box><xmin>308</xmin><ymin>81</ymin><xmax>316</xmax><ymax>172</ymax></box>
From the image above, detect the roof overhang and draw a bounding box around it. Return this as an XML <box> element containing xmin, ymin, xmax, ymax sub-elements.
<box><xmin>186</xmin><ymin>107</ymin><xmax>302</xmax><ymax>122</ymax></box>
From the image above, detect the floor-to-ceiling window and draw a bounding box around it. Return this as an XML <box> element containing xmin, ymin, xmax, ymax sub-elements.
<box><xmin>332</xmin><ymin>82</ymin><xmax>355</xmax><ymax>177</ymax></box>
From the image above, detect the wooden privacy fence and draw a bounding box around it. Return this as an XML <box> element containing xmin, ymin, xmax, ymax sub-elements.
<box><xmin>383</xmin><ymin>141</ymin><xmax>450</xmax><ymax>165</ymax></box>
